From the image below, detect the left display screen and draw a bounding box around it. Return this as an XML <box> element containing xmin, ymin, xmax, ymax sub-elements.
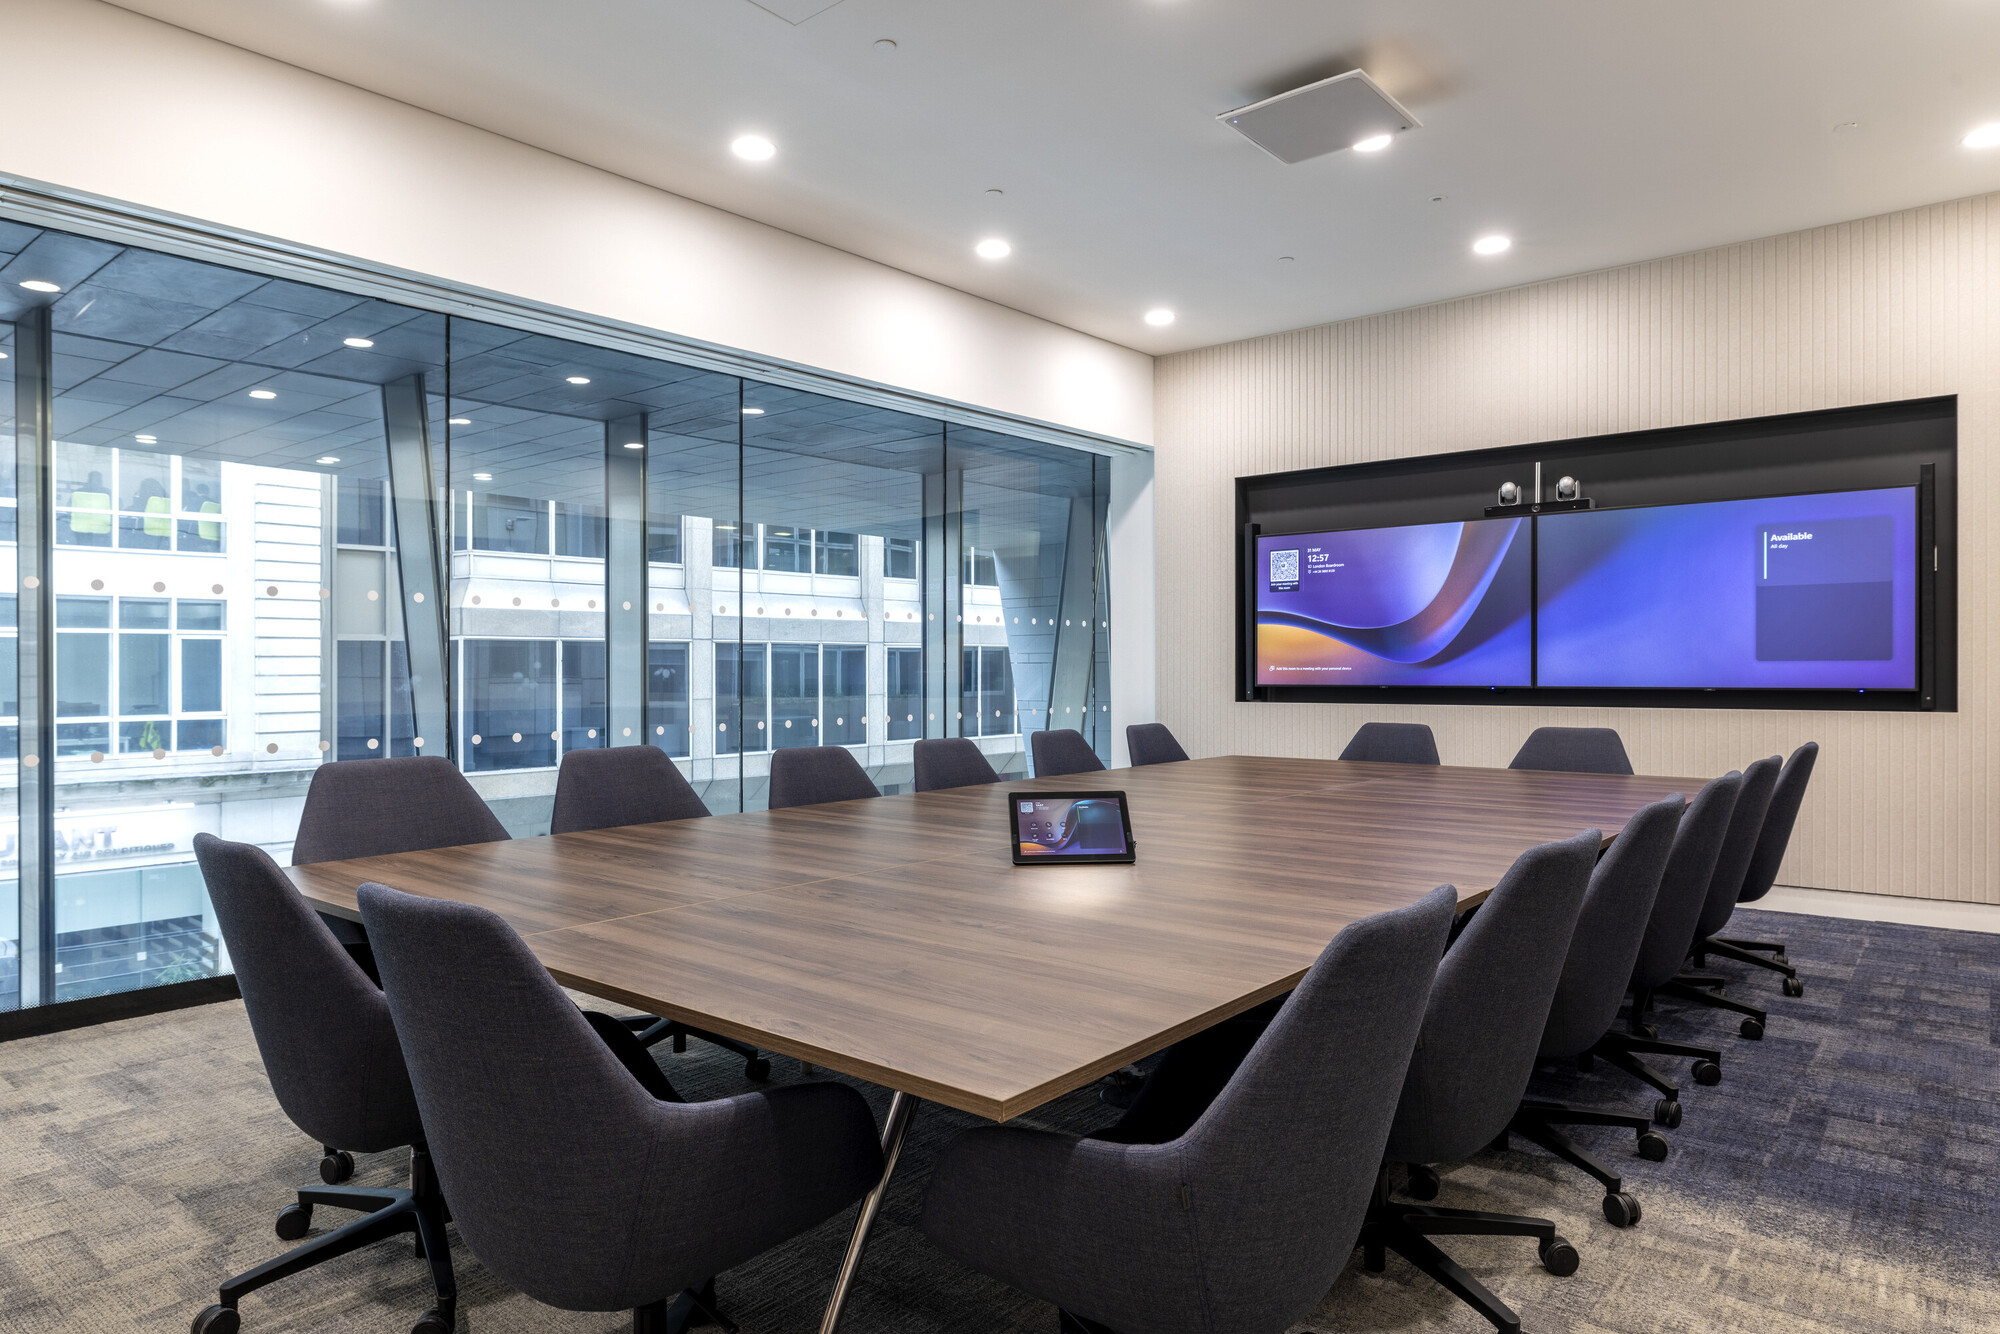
<box><xmin>1254</xmin><ymin>517</ymin><xmax>1533</xmax><ymax>687</ymax></box>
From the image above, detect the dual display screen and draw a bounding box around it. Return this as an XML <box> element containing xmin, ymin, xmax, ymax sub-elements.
<box><xmin>1254</xmin><ymin>486</ymin><xmax>1919</xmax><ymax>691</ymax></box>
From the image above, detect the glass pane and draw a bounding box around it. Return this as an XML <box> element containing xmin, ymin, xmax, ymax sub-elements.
<box><xmin>553</xmin><ymin>500</ymin><xmax>605</xmax><ymax>559</ymax></box>
<box><xmin>823</xmin><ymin>647</ymin><xmax>866</xmax><ymax>745</ymax></box>
<box><xmin>762</xmin><ymin>524</ymin><xmax>808</xmax><ymax>573</ymax></box>
<box><xmin>336</xmin><ymin>639</ymin><xmax>384</xmax><ymax>759</ymax></box>
<box><xmin>647</xmin><ymin>517</ymin><xmax>681</xmax><ymax>564</ymax></box>
<box><xmin>469</xmin><ymin>493</ymin><xmax>548</xmax><ymax>553</ymax></box>
<box><xmin>647</xmin><ymin>643</ymin><xmax>690</xmax><ymax>758</ymax></box>
<box><xmin>770</xmin><ymin>643</ymin><xmax>818</xmax><ymax>748</ymax></box>
<box><xmin>337</xmin><ymin>475</ymin><xmax>386</xmax><ymax>546</ymax></box>
<box><xmin>714</xmin><ymin>641</ymin><xmax>768</xmax><ymax>755</ymax></box>
<box><xmin>815</xmin><ymin>530</ymin><xmax>858</xmax><ymax>577</ymax></box>
<box><xmin>884</xmin><ymin>537</ymin><xmax>917</xmax><ymax>580</ymax></box>
<box><xmin>461</xmin><ymin>638</ymin><xmax>557</xmax><ymax>772</ymax></box>
<box><xmin>561</xmin><ymin>640</ymin><xmax>606</xmax><ymax>749</ymax></box>
<box><xmin>0</xmin><ymin>320</ymin><xmax>13</xmax><ymax>1011</ymax></box>
<box><xmin>39</xmin><ymin>225</ymin><xmax>446</xmax><ymax>1007</ymax></box>
<box><xmin>887</xmin><ymin>647</ymin><xmax>922</xmax><ymax>741</ymax></box>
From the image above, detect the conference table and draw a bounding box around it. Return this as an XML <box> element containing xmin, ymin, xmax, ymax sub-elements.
<box><xmin>288</xmin><ymin>754</ymin><xmax>1699</xmax><ymax>1331</ymax></box>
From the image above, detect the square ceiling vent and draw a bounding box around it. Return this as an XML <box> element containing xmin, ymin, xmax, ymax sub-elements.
<box><xmin>1218</xmin><ymin>69</ymin><xmax>1420</xmax><ymax>165</ymax></box>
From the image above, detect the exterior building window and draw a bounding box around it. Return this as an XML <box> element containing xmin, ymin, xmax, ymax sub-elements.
<box><xmin>51</xmin><ymin>596</ymin><xmax>227</xmax><ymax>756</ymax></box>
<box><xmin>884</xmin><ymin>537</ymin><xmax>917</xmax><ymax>580</ymax></box>
<box><xmin>55</xmin><ymin>447</ymin><xmax>226</xmax><ymax>554</ymax></box>
<box><xmin>715</xmin><ymin>642</ymin><xmax>769</xmax><ymax>755</ymax></box>
<box><xmin>823</xmin><ymin>647</ymin><xmax>866</xmax><ymax>745</ymax></box>
<box><xmin>886</xmin><ymin>647</ymin><xmax>923</xmax><ymax>740</ymax></box>
<box><xmin>560</xmin><ymin>641</ymin><xmax>607</xmax><ymax>750</ymax></box>
<box><xmin>815</xmin><ymin>530</ymin><xmax>858</xmax><ymax>577</ymax></box>
<box><xmin>338</xmin><ymin>476</ymin><xmax>387</xmax><ymax>547</ymax></box>
<box><xmin>762</xmin><ymin>524</ymin><xmax>809</xmax><ymax>573</ymax></box>
<box><xmin>713</xmin><ymin>522</ymin><xmax>744</xmax><ymax>569</ymax></box>
<box><xmin>553</xmin><ymin>501</ymin><xmax>606</xmax><ymax>559</ymax></box>
<box><xmin>770</xmin><ymin>644</ymin><xmax>818</xmax><ymax>747</ymax></box>
<box><xmin>962</xmin><ymin>547</ymin><xmax>999</xmax><ymax>587</ymax></box>
<box><xmin>647</xmin><ymin>644</ymin><xmax>690</xmax><ymax>756</ymax></box>
<box><xmin>470</xmin><ymin>493</ymin><xmax>549</xmax><ymax>554</ymax></box>
<box><xmin>647</xmin><ymin>517</ymin><xmax>682</xmax><ymax>564</ymax></box>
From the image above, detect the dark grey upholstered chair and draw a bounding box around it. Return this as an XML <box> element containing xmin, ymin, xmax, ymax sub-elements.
<box><xmin>912</xmin><ymin>737</ymin><xmax>1001</xmax><ymax>792</ymax></box>
<box><xmin>292</xmin><ymin>755</ymin><xmax>510</xmax><ymax>953</ymax></box>
<box><xmin>1031</xmin><ymin>728</ymin><xmax>1106</xmax><ymax>778</ymax></box>
<box><xmin>549</xmin><ymin>744</ymin><xmax>709</xmax><ymax>834</ymax></box>
<box><xmin>189</xmin><ymin>834</ymin><xmax>455</xmax><ymax>1334</ymax></box>
<box><xmin>920</xmin><ymin>885</ymin><xmax>1458</xmax><ymax>1334</ymax></box>
<box><xmin>1125</xmin><ymin>722</ymin><xmax>1190</xmax><ymax>766</ymax></box>
<box><xmin>767</xmin><ymin>744</ymin><xmax>880</xmax><ymax>809</ymax></box>
<box><xmin>1509</xmin><ymin>795</ymin><xmax>1685</xmax><ymax>1227</ymax></box>
<box><xmin>1709</xmin><ymin>741</ymin><xmax>1819</xmax><ymax>997</ymax></box>
<box><xmin>356</xmin><ymin>882</ymin><xmax>884</xmax><ymax>1334</ymax></box>
<box><xmin>544</xmin><ymin>745</ymin><xmax>767</xmax><ymax>1080</ymax></box>
<box><xmin>1592</xmin><ymin>771</ymin><xmax>1743</xmax><ymax>1113</ymax></box>
<box><xmin>1338</xmin><ymin>721</ymin><xmax>1442</xmax><ymax>765</ymax></box>
<box><xmin>1651</xmin><ymin>755</ymin><xmax>1784</xmax><ymax>1041</ymax></box>
<box><xmin>1364</xmin><ymin>827</ymin><xmax>1603</xmax><ymax>1333</ymax></box>
<box><xmin>1508</xmin><ymin>726</ymin><xmax>1634</xmax><ymax>775</ymax></box>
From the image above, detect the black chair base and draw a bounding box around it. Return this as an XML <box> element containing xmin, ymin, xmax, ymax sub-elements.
<box><xmin>1510</xmin><ymin>1100</ymin><xmax>1665</xmax><ymax>1227</ymax></box>
<box><xmin>633</xmin><ymin>1278</ymin><xmax>734</xmax><ymax>1333</ymax></box>
<box><xmin>1660</xmin><ymin>977</ymin><xmax>1769</xmax><ymax>1039</ymax></box>
<box><xmin>1701</xmin><ymin>936</ymin><xmax>1805</xmax><ymax>995</ymax></box>
<box><xmin>1358</xmin><ymin>1171</ymin><xmax>1576</xmax><ymax>1333</ymax></box>
<box><xmin>1613</xmin><ymin>992</ymin><xmax>1727</xmax><ymax>1084</ymax></box>
<box><xmin>625</xmin><ymin>1015</ymin><xmax>772</xmax><ymax>1081</ymax></box>
<box><xmin>1058</xmin><ymin>1311</ymin><xmax>1120</xmax><ymax>1334</ymax></box>
<box><xmin>194</xmin><ymin>1145</ymin><xmax>455</xmax><ymax>1334</ymax></box>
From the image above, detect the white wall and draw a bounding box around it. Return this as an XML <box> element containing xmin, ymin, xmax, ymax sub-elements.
<box><xmin>0</xmin><ymin>0</ymin><xmax>1154</xmax><ymax>446</ymax></box>
<box><xmin>1156</xmin><ymin>192</ymin><xmax>2000</xmax><ymax>905</ymax></box>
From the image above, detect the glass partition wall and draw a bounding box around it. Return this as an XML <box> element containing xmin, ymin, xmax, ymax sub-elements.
<box><xmin>0</xmin><ymin>220</ymin><xmax>1113</xmax><ymax>1015</ymax></box>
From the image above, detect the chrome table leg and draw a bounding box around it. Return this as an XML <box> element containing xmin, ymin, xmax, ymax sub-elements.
<box><xmin>818</xmin><ymin>1091</ymin><xmax>919</xmax><ymax>1333</ymax></box>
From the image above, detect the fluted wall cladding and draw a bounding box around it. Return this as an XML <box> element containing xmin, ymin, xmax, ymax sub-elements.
<box><xmin>1154</xmin><ymin>192</ymin><xmax>2000</xmax><ymax>903</ymax></box>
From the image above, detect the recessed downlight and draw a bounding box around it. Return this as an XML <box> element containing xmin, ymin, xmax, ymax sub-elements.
<box><xmin>315</xmin><ymin>456</ymin><xmax>341</xmax><ymax>465</ymax></box>
<box><xmin>732</xmin><ymin>134</ymin><xmax>776</xmax><ymax>161</ymax></box>
<box><xmin>472</xmin><ymin>472</ymin><xmax>493</xmax><ymax>481</ymax></box>
<box><xmin>1144</xmin><ymin>308</ymin><xmax>1176</xmax><ymax>327</ymax></box>
<box><xmin>741</xmin><ymin>407</ymin><xmax>766</xmax><ymax>415</ymax></box>
<box><xmin>623</xmin><ymin>442</ymin><xmax>644</xmax><ymax>450</ymax></box>
<box><xmin>134</xmin><ymin>434</ymin><xmax>158</xmax><ymax>444</ymax></box>
<box><xmin>343</xmin><ymin>337</ymin><xmax>374</xmax><ymax>348</ymax></box>
<box><xmin>249</xmin><ymin>389</ymin><xmax>278</xmax><ymax>399</ymax></box>
<box><xmin>974</xmin><ymin>238</ymin><xmax>1013</xmax><ymax>260</ymax></box>
<box><xmin>1472</xmin><ymin>234</ymin><xmax>1512</xmax><ymax>256</ymax></box>
<box><xmin>448</xmin><ymin>417</ymin><xmax>471</xmax><ymax>426</ymax></box>
<box><xmin>18</xmin><ymin>280</ymin><xmax>60</xmax><ymax>293</ymax></box>
<box><xmin>1965</xmin><ymin>123</ymin><xmax>2000</xmax><ymax>149</ymax></box>
<box><xmin>1352</xmin><ymin>133</ymin><xmax>1393</xmax><ymax>153</ymax></box>
<box><xmin>565</xmin><ymin>376</ymin><xmax>591</xmax><ymax>385</ymax></box>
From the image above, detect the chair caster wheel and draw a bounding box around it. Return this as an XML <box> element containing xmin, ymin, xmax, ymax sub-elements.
<box><xmin>192</xmin><ymin>1305</ymin><xmax>241</xmax><ymax>1334</ymax></box>
<box><xmin>1692</xmin><ymin>1060</ymin><xmax>1721</xmax><ymax>1086</ymax></box>
<box><xmin>274</xmin><ymin>1203</ymin><xmax>312</xmax><ymax>1241</ymax></box>
<box><xmin>1601</xmin><ymin>1192</ymin><xmax>1642</xmax><ymax>1228</ymax></box>
<box><xmin>411</xmin><ymin>1308</ymin><xmax>453</xmax><ymax>1334</ymax></box>
<box><xmin>1740</xmin><ymin>1018</ymin><xmax>1765</xmax><ymax>1041</ymax></box>
<box><xmin>1636</xmin><ymin>1130</ymin><xmax>1670</xmax><ymax>1162</ymax></box>
<box><xmin>1539</xmin><ymin>1236</ymin><xmax>1580</xmax><ymax>1276</ymax></box>
<box><xmin>744</xmin><ymin>1057</ymin><xmax>772</xmax><ymax>1082</ymax></box>
<box><xmin>1783</xmin><ymin>977</ymin><xmax>1804</xmax><ymax>998</ymax></box>
<box><xmin>1653</xmin><ymin>1098</ymin><xmax>1682</xmax><ymax>1128</ymax></box>
<box><xmin>1406</xmin><ymin>1164</ymin><xmax>1440</xmax><ymax>1201</ymax></box>
<box><xmin>319</xmin><ymin>1149</ymin><xmax>355</xmax><ymax>1185</ymax></box>
<box><xmin>1636</xmin><ymin>1023</ymin><xmax>1658</xmax><ymax>1040</ymax></box>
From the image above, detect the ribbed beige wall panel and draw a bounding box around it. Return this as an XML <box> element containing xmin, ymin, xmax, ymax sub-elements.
<box><xmin>1155</xmin><ymin>192</ymin><xmax>1999</xmax><ymax>904</ymax></box>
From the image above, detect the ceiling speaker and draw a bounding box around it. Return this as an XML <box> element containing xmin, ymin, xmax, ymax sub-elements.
<box><xmin>1218</xmin><ymin>70</ymin><xmax>1420</xmax><ymax>165</ymax></box>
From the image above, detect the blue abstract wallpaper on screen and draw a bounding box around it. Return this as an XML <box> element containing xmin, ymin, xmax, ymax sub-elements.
<box><xmin>1255</xmin><ymin>518</ymin><xmax>1532</xmax><ymax>686</ymax></box>
<box><xmin>1538</xmin><ymin>486</ymin><xmax>1918</xmax><ymax>690</ymax></box>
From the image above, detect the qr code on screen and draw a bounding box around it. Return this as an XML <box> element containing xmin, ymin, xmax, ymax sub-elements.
<box><xmin>1270</xmin><ymin>549</ymin><xmax>1300</xmax><ymax>585</ymax></box>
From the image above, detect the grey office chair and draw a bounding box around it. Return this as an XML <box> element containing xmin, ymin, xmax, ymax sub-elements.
<box><xmin>921</xmin><ymin>886</ymin><xmax>1457</xmax><ymax>1334</ymax></box>
<box><xmin>1592</xmin><ymin>771</ymin><xmax>1743</xmax><ymax>1120</ymax></box>
<box><xmin>357</xmin><ymin>882</ymin><xmax>884</xmax><ymax>1333</ymax></box>
<box><xmin>1125</xmin><ymin>722</ymin><xmax>1190</xmax><ymax>766</ymax></box>
<box><xmin>1509</xmin><ymin>795</ymin><xmax>1685</xmax><ymax>1227</ymax></box>
<box><xmin>550</xmin><ymin>745</ymin><xmax>710</xmax><ymax>833</ymax></box>
<box><xmin>189</xmin><ymin>834</ymin><xmax>455</xmax><ymax>1334</ymax></box>
<box><xmin>912</xmin><ymin>737</ymin><xmax>1001</xmax><ymax>792</ymax></box>
<box><xmin>1364</xmin><ymin>827</ymin><xmax>1602</xmax><ymax>1333</ymax></box>
<box><xmin>546</xmin><ymin>745</ymin><xmax>766</xmax><ymax>1080</ymax></box>
<box><xmin>1710</xmin><ymin>741</ymin><xmax>1818</xmax><ymax>996</ymax></box>
<box><xmin>1339</xmin><ymin>722</ymin><xmax>1441</xmax><ymax>765</ymax></box>
<box><xmin>1508</xmin><ymin>726</ymin><xmax>1634</xmax><ymax>775</ymax></box>
<box><xmin>768</xmin><ymin>745</ymin><xmax>880</xmax><ymax>809</ymax></box>
<box><xmin>1654</xmin><ymin>755</ymin><xmax>1783</xmax><ymax>1040</ymax></box>
<box><xmin>1031</xmin><ymin>728</ymin><xmax>1106</xmax><ymax>778</ymax></box>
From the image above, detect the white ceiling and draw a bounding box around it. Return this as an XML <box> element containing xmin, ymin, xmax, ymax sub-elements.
<box><xmin>103</xmin><ymin>0</ymin><xmax>2000</xmax><ymax>355</ymax></box>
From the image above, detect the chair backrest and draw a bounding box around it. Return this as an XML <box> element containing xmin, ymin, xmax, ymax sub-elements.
<box><xmin>1384</xmin><ymin>827</ymin><xmax>1602</xmax><ymax>1165</ymax></box>
<box><xmin>192</xmin><ymin>834</ymin><xmax>421</xmax><ymax>1154</ymax></box>
<box><xmin>1693</xmin><ymin>754</ymin><xmax>1782</xmax><ymax>940</ymax></box>
<box><xmin>1508</xmin><ymin>726</ymin><xmax>1634</xmax><ymax>775</ymax></box>
<box><xmin>912</xmin><ymin>737</ymin><xmax>1001</xmax><ymax>792</ymax></box>
<box><xmin>1031</xmin><ymin>728</ymin><xmax>1105</xmax><ymax>778</ymax></box>
<box><xmin>549</xmin><ymin>745</ymin><xmax>709</xmax><ymax>834</ymax></box>
<box><xmin>768</xmin><ymin>745</ymin><xmax>880</xmax><ymax>810</ymax></box>
<box><xmin>1125</xmin><ymin>723</ymin><xmax>1190</xmax><ymax>766</ymax></box>
<box><xmin>291</xmin><ymin>755</ymin><xmax>510</xmax><ymax>864</ymax></box>
<box><xmin>1628</xmin><ymin>771</ymin><xmax>1742</xmax><ymax>992</ymax></box>
<box><xmin>1338</xmin><ymin>722</ymin><xmax>1441</xmax><ymax>765</ymax></box>
<box><xmin>1176</xmin><ymin>884</ymin><xmax>1457</xmax><ymax>1332</ymax></box>
<box><xmin>1738</xmin><ymin>742</ymin><xmax>1818</xmax><ymax>904</ymax></box>
<box><xmin>1538</xmin><ymin>794</ymin><xmax>1686</xmax><ymax>1060</ymax></box>
<box><xmin>358</xmin><ymin>883</ymin><xmax>742</xmax><ymax>1310</ymax></box>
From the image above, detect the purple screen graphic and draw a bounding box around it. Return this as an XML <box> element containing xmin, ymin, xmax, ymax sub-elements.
<box><xmin>1255</xmin><ymin>518</ymin><xmax>1532</xmax><ymax>686</ymax></box>
<box><xmin>1016</xmin><ymin>798</ymin><xmax>1129</xmax><ymax>856</ymax></box>
<box><xmin>1537</xmin><ymin>486</ymin><xmax>1918</xmax><ymax>690</ymax></box>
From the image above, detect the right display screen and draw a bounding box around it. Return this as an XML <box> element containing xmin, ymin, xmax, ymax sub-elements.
<box><xmin>1536</xmin><ymin>485</ymin><xmax>1919</xmax><ymax>690</ymax></box>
